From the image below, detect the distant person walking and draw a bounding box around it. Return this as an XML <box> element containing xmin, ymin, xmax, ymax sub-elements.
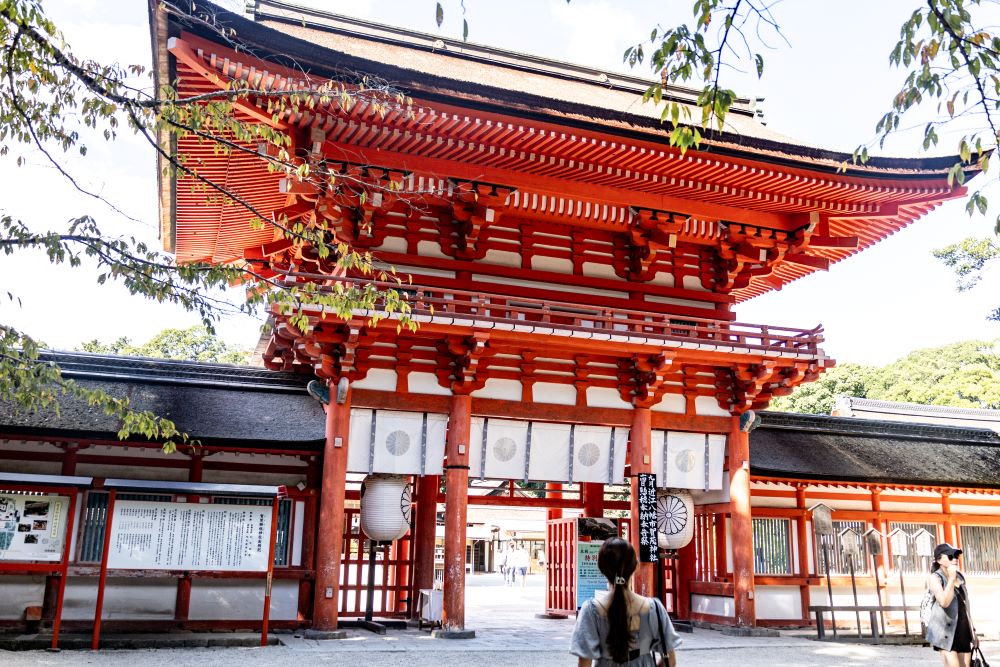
<box><xmin>925</xmin><ymin>543</ymin><xmax>980</xmax><ymax>667</ymax></box>
<box><xmin>513</xmin><ymin>544</ymin><xmax>530</xmax><ymax>587</ymax></box>
<box><xmin>498</xmin><ymin>545</ymin><xmax>509</xmax><ymax>583</ymax></box>
<box><xmin>571</xmin><ymin>537</ymin><xmax>681</xmax><ymax>667</ymax></box>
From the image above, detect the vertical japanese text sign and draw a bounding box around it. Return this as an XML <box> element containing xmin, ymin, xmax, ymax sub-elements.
<box><xmin>636</xmin><ymin>472</ymin><xmax>658</xmax><ymax>563</ymax></box>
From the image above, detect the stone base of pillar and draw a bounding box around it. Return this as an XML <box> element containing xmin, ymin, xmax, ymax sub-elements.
<box><xmin>303</xmin><ymin>629</ymin><xmax>348</xmax><ymax>640</ymax></box>
<box><xmin>432</xmin><ymin>628</ymin><xmax>476</xmax><ymax>639</ymax></box>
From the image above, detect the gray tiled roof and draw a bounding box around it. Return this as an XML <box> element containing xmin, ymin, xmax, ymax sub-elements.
<box><xmin>752</xmin><ymin>412</ymin><xmax>1000</xmax><ymax>488</ymax></box>
<box><xmin>0</xmin><ymin>352</ymin><xmax>325</xmax><ymax>448</ymax></box>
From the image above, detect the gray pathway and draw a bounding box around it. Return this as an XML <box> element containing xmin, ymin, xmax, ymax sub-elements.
<box><xmin>3</xmin><ymin>573</ymin><xmax>998</xmax><ymax>665</ymax></box>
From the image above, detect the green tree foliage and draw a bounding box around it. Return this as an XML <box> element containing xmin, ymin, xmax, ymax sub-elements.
<box><xmin>769</xmin><ymin>339</ymin><xmax>1000</xmax><ymax>413</ymax></box>
<box><xmin>933</xmin><ymin>237</ymin><xmax>1000</xmax><ymax>319</ymax></box>
<box><xmin>1</xmin><ymin>0</ymin><xmax>417</xmax><ymax>449</ymax></box>
<box><xmin>769</xmin><ymin>363</ymin><xmax>875</xmax><ymax>415</ymax></box>
<box><xmin>79</xmin><ymin>326</ymin><xmax>249</xmax><ymax>365</ymax></box>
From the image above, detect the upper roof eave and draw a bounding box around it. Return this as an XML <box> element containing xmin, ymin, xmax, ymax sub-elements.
<box><xmin>151</xmin><ymin>0</ymin><xmax>980</xmax><ymax>180</ymax></box>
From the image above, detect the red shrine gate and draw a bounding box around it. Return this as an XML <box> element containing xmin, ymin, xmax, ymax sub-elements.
<box><xmin>147</xmin><ymin>0</ymin><xmax>979</xmax><ymax>633</ymax></box>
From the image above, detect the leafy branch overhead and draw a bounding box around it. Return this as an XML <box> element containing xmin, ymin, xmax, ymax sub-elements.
<box><xmin>1</xmin><ymin>0</ymin><xmax>423</xmax><ymax>449</ymax></box>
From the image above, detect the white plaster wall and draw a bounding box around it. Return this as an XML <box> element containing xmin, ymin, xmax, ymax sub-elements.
<box><xmin>645</xmin><ymin>294</ymin><xmax>717</xmax><ymax>310</ymax></box>
<box><xmin>586</xmin><ymin>387</ymin><xmax>631</xmax><ymax>409</ymax></box>
<box><xmin>484</xmin><ymin>249</ymin><xmax>521</xmax><ymax>268</ymax></box>
<box><xmin>0</xmin><ymin>458</ymin><xmax>60</xmax><ymax>475</ymax></box>
<box><xmin>201</xmin><ymin>468</ymin><xmax>307</xmax><ymax>487</ymax></box>
<box><xmin>62</xmin><ymin>577</ymin><xmax>176</xmax><ymax>620</ymax></box>
<box><xmin>416</xmin><ymin>240</ymin><xmax>447</xmax><ymax>259</ymax></box>
<box><xmin>651</xmin><ymin>394</ymin><xmax>685</xmax><ymax>413</ymax></box>
<box><xmin>352</xmin><ymin>368</ymin><xmax>398</xmax><ymax>391</ymax></box>
<box><xmin>651</xmin><ymin>272</ymin><xmax>675</xmax><ymax>287</ymax></box>
<box><xmin>0</xmin><ymin>576</ymin><xmax>45</xmax><ymax>619</ymax></box>
<box><xmin>954</xmin><ymin>504</ymin><xmax>1000</xmax><ymax>515</ymax></box>
<box><xmin>695</xmin><ymin>397</ymin><xmax>730</xmax><ymax>417</ymax></box>
<box><xmin>374</xmin><ymin>236</ymin><xmax>407</xmax><ymax>253</ymax></box>
<box><xmin>76</xmin><ymin>462</ymin><xmax>188</xmax><ymax>482</ymax></box>
<box><xmin>531</xmin><ymin>255</ymin><xmax>573</xmax><ymax>274</ymax></box>
<box><xmin>531</xmin><ymin>382</ymin><xmax>577</xmax><ymax>406</ymax></box>
<box><xmin>751</xmin><ymin>495</ymin><xmax>797</xmax><ymax>509</ymax></box>
<box><xmin>188</xmin><ymin>579</ymin><xmax>298</xmax><ymax>621</ymax></box>
<box><xmin>472</xmin><ymin>378</ymin><xmax>522</xmax><ymax>401</ymax></box>
<box><xmin>755</xmin><ymin>585</ymin><xmax>801</xmax><ymax>620</ymax></box>
<box><xmin>682</xmin><ymin>275</ymin><xmax>709</xmax><ymax>291</ymax></box>
<box><xmin>691</xmin><ymin>594</ymin><xmax>734</xmax><ymax>617</ymax></box>
<box><xmin>879</xmin><ymin>501</ymin><xmax>942</xmax><ymax>514</ymax></box>
<box><xmin>581</xmin><ymin>262</ymin><xmax>619</xmax><ymax>280</ymax></box>
<box><xmin>407</xmin><ymin>373</ymin><xmax>452</xmax><ymax>395</ymax></box>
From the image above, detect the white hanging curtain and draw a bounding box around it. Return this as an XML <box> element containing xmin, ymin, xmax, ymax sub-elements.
<box><xmin>651</xmin><ymin>430</ymin><xmax>726</xmax><ymax>491</ymax></box>
<box><xmin>469</xmin><ymin>417</ymin><xmax>530</xmax><ymax>480</ymax></box>
<box><xmin>572</xmin><ymin>424</ymin><xmax>628</xmax><ymax>484</ymax></box>
<box><xmin>347</xmin><ymin>409</ymin><xmax>448</xmax><ymax>475</ymax></box>
<box><xmin>527</xmin><ymin>421</ymin><xmax>572</xmax><ymax>482</ymax></box>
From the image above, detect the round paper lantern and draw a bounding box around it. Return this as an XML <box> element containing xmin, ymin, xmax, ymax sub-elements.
<box><xmin>656</xmin><ymin>488</ymin><xmax>694</xmax><ymax>550</ymax></box>
<box><xmin>360</xmin><ymin>473</ymin><xmax>412</xmax><ymax>542</ymax></box>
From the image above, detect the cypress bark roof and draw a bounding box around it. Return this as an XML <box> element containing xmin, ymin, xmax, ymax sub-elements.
<box><xmin>751</xmin><ymin>411</ymin><xmax>1000</xmax><ymax>488</ymax></box>
<box><xmin>0</xmin><ymin>352</ymin><xmax>325</xmax><ymax>449</ymax></box>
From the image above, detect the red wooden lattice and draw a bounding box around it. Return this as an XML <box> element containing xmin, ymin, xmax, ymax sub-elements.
<box><xmin>545</xmin><ymin>518</ymin><xmax>577</xmax><ymax>616</ymax></box>
<box><xmin>339</xmin><ymin>506</ymin><xmax>415</xmax><ymax>618</ymax></box>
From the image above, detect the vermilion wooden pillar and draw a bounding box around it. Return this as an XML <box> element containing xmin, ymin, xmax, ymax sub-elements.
<box><xmin>728</xmin><ymin>416</ymin><xmax>756</xmax><ymax>626</ymax></box>
<box><xmin>582</xmin><ymin>482</ymin><xmax>604</xmax><ymax>517</ymax></box>
<box><xmin>43</xmin><ymin>445</ymin><xmax>81</xmax><ymax>625</ymax></box>
<box><xmin>795</xmin><ymin>485</ymin><xmax>811</xmax><ymax>622</ymax></box>
<box><xmin>629</xmin><ymin>406</ymin><xmax>653</xmax><ymax>597</ymax></box>
<box><xmin>676</xmin><ymin>539</ymin><xmax>696</xmax><ymax>619</ymax></box>
<box><xmin>298</xmin><ymin>460</ymin><xmax>321</xmax><ymax>622</ymax></box>
<box><xmin>411</xmin><ymin>474</ymin><xmax>439</xmax><ymax>618</ymax></box>
<box><xmin>546</xmin><ymin>482</ymin><xmax>563</xmax><ymax>520</ymax></box>
<box><xmin>175</xmin><ymin>452</ymin><xmax>203</xmax><ymax>624</ymax></box>
<box><xmin>313</xmin><ymin>381</ymin><xmax>352</xmax><ymax>631</ymax></box>
<box><xmin>442</xmin><ymin>394</ymin><xmax>471</xmax><ymax>631</ymax></box>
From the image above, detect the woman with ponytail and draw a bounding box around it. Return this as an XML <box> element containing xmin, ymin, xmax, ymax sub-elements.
<box><xmin>570</xmin><ymin>537</ymin><xmax>681</xmax><ymax>666</ymax></box>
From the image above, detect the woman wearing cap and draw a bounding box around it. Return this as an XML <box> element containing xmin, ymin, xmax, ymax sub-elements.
<box><xmin>926</xmin><ymin>543</ymin><xmax>976</xmax><ymax>666</ymax></box>
<box><xmin>570</xmin><ymin>537</ymin><xmax>681</xmax><ymax>666</ymax></box>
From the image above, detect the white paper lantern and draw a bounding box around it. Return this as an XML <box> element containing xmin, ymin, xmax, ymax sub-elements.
<box><xmin>656</xmin><ymin>489</ymin><xmax>694</xmax><ymax>550</ymax></box>
<box><xmin>359</xmin><ymin>474</ymin><xmax>412</xmax><ymax>542</ymax></box>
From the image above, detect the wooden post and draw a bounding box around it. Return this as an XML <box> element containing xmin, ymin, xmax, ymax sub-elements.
<box><xmin>676</xmin><ymin>537</ymin><xmax>696</xmax><ymax>620</ymax></box>
<box><xmin>261</xmin><ymin>496</ymin><xmax>280</xmax><ymax>646</ymax></box>
<box><xmin>796</xmin><ymin>485</ymin><xmax>811</xmax><ymax>622</ymax></box>
<box><xmin>91</xmin><ymin>488</ymin><xmax>117</xmax><ymax>651</ymax></box>
<box><xmin>728</xmin><ymin>417</ymin><xmax>756</xmax><ymax>627</ymax></box>
<box><xmin>50</xmin><ymin>489</ymin><xmax>78</xmax><ymax>651</ymax></box>
<box><xmin>442</xmin><ymin>394</ymin><xmax>471</xmax><ymax>632</ymax></box>
<box><xmin>582</xmin><ymin>482</ymin><xmax>604</xmax><ymax>518</ymax></box>
<box><xmin>629</xmin><ymin>406</ymin><xmax>653</xmax><ymax>597</ymax></box>
<box><xmin>312</xmin><ymin>380</ymin><xmax>352</xmax><ymax>631</ymax></box>
<box><xmin>176</xmin><ymin>452</ymin><xmax>202</xmax><ymax>624</ymax></box>
<box><xmin>546</xmin><ymin>482</ymin><xmax>564</xmax><ymax>521</ymax></box>
<box><xmin>411</xmin><ymin>474</ymin><xmax>439</xmax><ymax>618</ymax></box>
<box><xmin>298</xmin><ymin>459</ymin><xmax>320</xmax><ymax>622</ymax></box>
<box><xmin>43</xmin><ymin>446</ymin><xmax>80</xmax><ymax>626</ymax></box>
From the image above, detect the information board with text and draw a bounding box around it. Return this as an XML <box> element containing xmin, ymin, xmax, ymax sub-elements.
<box><xmin>0</xmin><ymin>494</ymin><xmax>69</xmax><ymax>562</ymax></box>
<box><xmin>107</xmin><ymin>500</ymin><xmax>272</xmax><ymax>571</ymax></box>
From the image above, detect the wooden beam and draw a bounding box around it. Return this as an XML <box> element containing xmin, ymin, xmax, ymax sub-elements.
<box><xmin>320</xmin><ymin>139</ymin><xmax>797</xmax><ymax>230</ymax></box>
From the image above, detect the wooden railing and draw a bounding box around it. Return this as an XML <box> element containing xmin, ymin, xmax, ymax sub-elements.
<box><xmin>280</xmin><ymin>272</ymin><xmax>825</xmax><ymax>357</ymax></box>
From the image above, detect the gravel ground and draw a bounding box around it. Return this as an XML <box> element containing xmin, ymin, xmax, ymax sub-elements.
<box><xmin>3</xmin><ymin>641</ymin><xmax>1000</xmax><ymax>667</ymax></box>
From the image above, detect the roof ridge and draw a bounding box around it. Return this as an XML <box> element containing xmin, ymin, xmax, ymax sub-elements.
<box><xmin>248</xmin><ymin>0</ymin><xmax>759</xmax><ymax>115</ymax></box>
<box><xmin>39</xmin><ymin>350</ymin><xmax>311</xmax><ymax>392</ymax></box>
<box><xmin>758</xmin><ymin>410</ymin><xmax>1000</xmax><ymax>444</ymax></box>
<box><xmin>839</xmin><ymin>396</ymin><xmax>1000</xmax><ymax>419</ymax></box>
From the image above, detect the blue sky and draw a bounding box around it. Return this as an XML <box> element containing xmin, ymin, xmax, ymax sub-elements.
<box><xmin>2</xmin><ymin>0</ymin><xmax>997</xmax><ymax>364</ymax></box>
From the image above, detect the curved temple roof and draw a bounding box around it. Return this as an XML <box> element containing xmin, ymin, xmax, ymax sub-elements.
<box><xmin>150</xmin><ymin>0</ymin><xmax>982</xmax><ymax>301</ymax></box>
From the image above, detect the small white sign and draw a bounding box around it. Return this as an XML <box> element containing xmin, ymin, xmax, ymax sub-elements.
<box><xmin>0</xmin><ymin>494</ymin><xmax>69</xmax><ymax>562</ymax></box>
<box><xmin>107</xmin><ymin>500</ymin><xmax>272</xmax><ymax>571</ymax></box>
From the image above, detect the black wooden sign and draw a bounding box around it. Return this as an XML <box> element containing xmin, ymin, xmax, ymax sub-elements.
<box><xmin>636</xmin><ymin>472</ymin><xmax>658</xmax><ymax>563</ymax></box>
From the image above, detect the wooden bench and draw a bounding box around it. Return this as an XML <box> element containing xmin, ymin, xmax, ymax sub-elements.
<box><xmin>809</xmin><ymin>605</ymin><xmax>922</xmax><ymax>641</ymax></box>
